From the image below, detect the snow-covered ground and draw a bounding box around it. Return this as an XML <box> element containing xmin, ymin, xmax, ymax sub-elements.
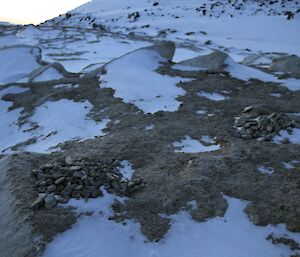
<box><xmin>1</xmin><ymin>1</ymin><xmax>300</xmax><ymax>257</ymax></box>
<box><xmin>0</xmin><ymin>93</ymin><xmax>110</xmax><ymax>153</ymax></box>
<box><xmin>52</xmin><ymin>0</ymin><xmax>300</xmax><ymax>58</ymax></box>
<box><xmin>43</xmin><ymin>190</ymin><xmax>300</xmax><ymax>257</ymax></box>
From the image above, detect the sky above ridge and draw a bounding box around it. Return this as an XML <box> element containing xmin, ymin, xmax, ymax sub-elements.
<box><xmin>0</xmin><ymin>0</ymin><xmax>89</xmax><ymax>24</ymax></box>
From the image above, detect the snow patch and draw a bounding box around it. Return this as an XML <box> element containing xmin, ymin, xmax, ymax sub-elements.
<box><xmin>145</xmin><ymin>124</ymin><xmax>155</xmax><ymax>131</ymax></box>
<box><xmin>118</xmin><ymin>160</ymin><xmax>134</xmax><ymax>181</ymax></box>
<box><xmin>0</xmin><ymin>99</ymin><xmax>110</xmax><ymax>153</ymax></box>
<box><xmin>273</xmin><ymin>128</ymin><xmax>300</xmax><ymax>144</ymax></box>
<box><xmin>173</xmin><ymin>135</ymin><xmax>221</xmax><ymax>153</ymax></box>
<box><xmin>257</xmin><ymin>166</ymin><xmax>274</xmax><ymax>175</ymax></box>
<box><xmin>196</xmin><ymin>109</ymin><xmax>208</xmax><ymax>115</ymax></box>
<box><xmin>101</xmin><ymin>47</ymin><xmax>188</xmax><ymax>113</ymax></box>
<box><xmin>283</xmin><ymin>161</ymin><xmax>298</xmax><ymax>170</ymax></box>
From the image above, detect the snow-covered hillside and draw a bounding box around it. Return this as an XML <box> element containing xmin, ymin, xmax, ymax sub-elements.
<box><xmin>50</xmin><ymin>0</ymin><xmax>300</xmax><ymax>56</ymax></box>
<box><xmin>1</xmin><ymin>1</ymin><xmax>300</xmax><ymax>257</ymax></box>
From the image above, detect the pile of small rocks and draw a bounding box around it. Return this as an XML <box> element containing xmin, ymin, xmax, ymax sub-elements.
<box><xmin>30</xmin><ymin>156</ymin><xmax>144</xmax><ymax>209</ymax></box>
<box><xmin>232</xmin><ymin>106</ymin><xmax>298</xmax><ymax>141</ymax></box>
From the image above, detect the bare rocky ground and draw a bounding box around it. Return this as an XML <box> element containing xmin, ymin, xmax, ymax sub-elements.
<box><xmin>1</xmin><ymin>27</ymin><xmax>300</xmax><ymax>256</ymax></box>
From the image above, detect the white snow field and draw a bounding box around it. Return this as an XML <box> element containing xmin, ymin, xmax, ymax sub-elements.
<box><xmin>43</xmin><ymin>190</ymin><xmax>300</xmax><ymax>257</ymax></box>
<box><xmin>0</xmin><ymin>25</ymin><xmax>150</xmax><ymax>73</ymax></box>
<box><xmin>60</xmin><ymin>0</ymin><xmax>300</xmax><ymax>57</ymax></box>
<box><xmin>101</xmin><ymin>46</ymin><xmax>189</xmax><ymax>113</ymax></box>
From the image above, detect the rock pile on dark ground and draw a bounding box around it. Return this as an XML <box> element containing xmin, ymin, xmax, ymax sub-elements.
<box><xmin>31</xmin><ymin>156</ymin><xmax>144</xmax><ymax>209</ymax></box>
<box><xmin>232</xmin><ymin>106</ymin><xmax>299</xmax><ymax>141</ymax></box>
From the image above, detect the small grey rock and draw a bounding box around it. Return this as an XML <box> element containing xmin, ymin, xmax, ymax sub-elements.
<box><xmin>71</xmin><ymin>190</ymin><xmax>81</xmax><ymax>199</ymax></box>
<box><xmin>47</xmin><ymin>184</ymin><xmax>57</xmax><ymax>193</ymax></box>
<box><xmin>69</xmin><ymin>166</ymin><xmax>82</xmax><ymax>171</ymax></box>
<box><xmin>37</xmin><ymin>186</ymin><xmax>47</xmax><ymax>193</ymax></box>
<box><xmin>91</xmin><ymin>190</ymin><xmax>102</xmax><ymax>198</ymax></box>
<box><xmin>73</xmin><ymin>171</ymin><xmax>84</xmax><ymax>178</ymax></box>
<box><xmin>243</xmin><ymin>106</ymin><xmax>253</xmax><ymax>113</ymax></box>
<box><xmin>45</xmin><ymin>194</ymin><xmax>57</xmax><ymax>209</ymax></box>
<box><xmin>30</xmin><ymin>194</ymin><xmax>46</xmax><ymax>210</ymax></box>
<box><xmin>32</xmin><ymin>169</ymin><xmax>40</xmax><ymax>177</ymax></box>
<box><xmin>54</xmin><ymin>177</ymin><xmax>65</xmax><ymax>185</ymax></box>
<box><xmin>65</xmin><ymin>156</ymin><xmax>73</xmax><ymax>166</ymax></box>
<box><xmin>40</xmin><ymin>163</ymin><xmax>54</xmax><ymax>170</ymax></box>
<box><xmin>55</xmin><ymin>195</ymin><xmax>69</xmax><ymax>204</ymax></box>
<box><xmin>38</xmin><ymin>180</ymin><xmax>47</xmax><ymax>187</ymax></box>
<box><xmin>61</xmin><ymin>184</ymin><xmax>73</xmax><ymax>197</ymax></box>
<box><xmin>52</xmin><ymin>171</ymin><xmax>64</xmax><ymax>180</ymax></box>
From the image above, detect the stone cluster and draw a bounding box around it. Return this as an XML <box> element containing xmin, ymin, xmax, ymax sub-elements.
<box><xmin>233</xmin><ymin>107</ymin><xmax>298</xmax><ymax>141</ymax></box>
<box><xmin>30</xmin><ymin>156</ymin><xmax>144</xmax><ymax>209</ymax></box>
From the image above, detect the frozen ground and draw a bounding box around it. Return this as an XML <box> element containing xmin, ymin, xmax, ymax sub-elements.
<box><xmin>0</xmin><ymin>1</ymin><xmax>300</xmax><ymax>257</ymax></box>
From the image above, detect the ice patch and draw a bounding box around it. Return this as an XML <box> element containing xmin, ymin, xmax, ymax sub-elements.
<box><xmin>197</xmin><ymin>91</ymin><xmax>227</xmax><ymax>101</ymax></box>
<box><xmin>173</xmin><ymin>135</ymin><xmax>221</xmax><ymax>153</ymax></box>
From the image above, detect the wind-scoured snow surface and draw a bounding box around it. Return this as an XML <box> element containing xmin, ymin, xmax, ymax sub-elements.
<box><xmin>43</xmin><ymin>191</ymin><xmax>300</xmax><ymax>257</ymax></box>
<box><xmin>0</xmin><ymin>46</ymin><xmax>41</xmax><ymax>83</ymax></box>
